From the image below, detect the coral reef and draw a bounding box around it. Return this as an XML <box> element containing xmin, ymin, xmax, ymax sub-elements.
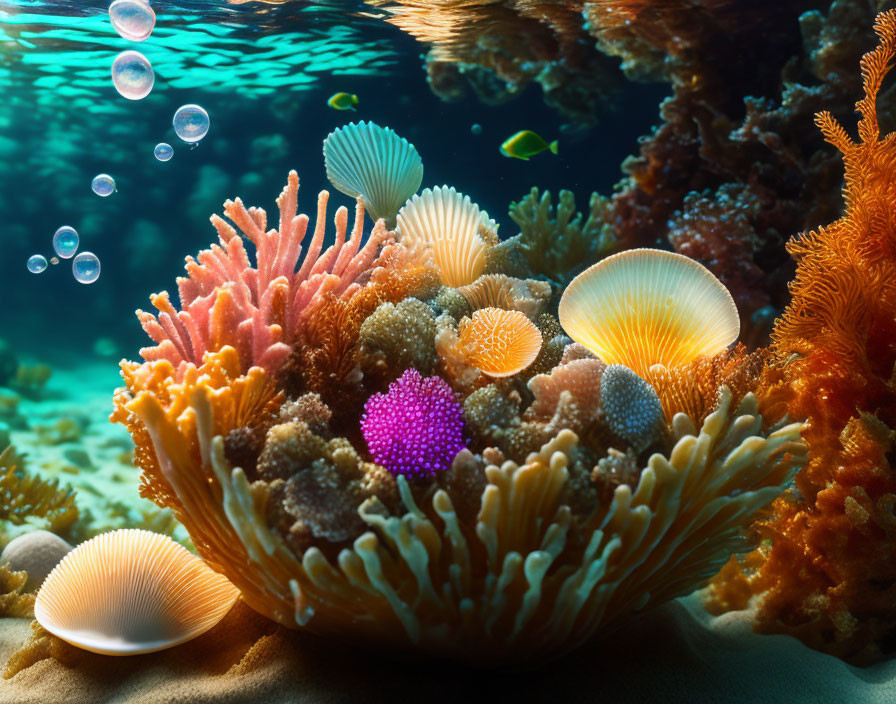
<box><xmin>110</xmin><ymin>157</ymin><xmax>809</xmax><ymax>663</ymax></box>
<box><xmin>604</xmin><ymin>0</ymin><xmax>896</xmax><ymax>340</ymax></box>
<box><xmin>366</xmin><ymin>1</ymin><xmax>623</xmax><ymax>127</ymax></box>
<box><xmin>508</xmin><ymin>187</ymin><xmax>617</xmax><ymax>290</ymax></box>
<box><xmin>705</xmin><ymin>10</ymin><xmax>896</xmax><ymax>665</ymax></box>
<box><xmin>0</xmin><ymin>446</ymin><xmax>78</xmax><ymax>540</ymax></box>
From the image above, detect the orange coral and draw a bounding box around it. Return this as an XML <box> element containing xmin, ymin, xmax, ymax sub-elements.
<box><xmin>646</xmin><ymin>344</ymin><xmax>769</xmax><ymax>425</ymax></box>
<box><xmin>111</xmin><ymin>347</ymin><xmax>285</xmax><ymax>620</ymax></box>
<box><xmin>706</xmin><ymin>11</ymin><xmax>896</xmax><ymax>664</ymax></box>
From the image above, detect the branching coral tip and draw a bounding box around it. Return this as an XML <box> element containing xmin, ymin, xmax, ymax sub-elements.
<box><xmin>361</xmin><ymin>368</ymin><xmax>465</xmax><ymax>478</ymax></box>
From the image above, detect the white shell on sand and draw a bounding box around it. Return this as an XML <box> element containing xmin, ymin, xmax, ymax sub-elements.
<box><xmin>1</xmin><ymin>530</ymin><xmax>72</xmax><ymax>592</ymax></box>
<box><xmin>35</xmin><ymin>529</ymin><xmax>240</xmax><ymax>655</ymax></box>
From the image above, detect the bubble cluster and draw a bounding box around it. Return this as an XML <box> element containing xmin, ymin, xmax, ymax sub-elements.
<box><xmin>111</xmin><ymin>50</ymin><xmax>154</xmax><ymax>100</ymax></box>
<box><xmin>173</xmin><ymin>104</ymin><xmax>210</xmax><ymax>143</ymax></box>
<box><xmin>72</xmin><ymin>252</ymin><xmax>102</xmax><ymax>284</ymax></box>
<box><xmin>27</xmin><ymin>255</ymin><xmax>48</xmax><ymax>274</ymax></box>
<box><xmin>92</xmin><ymin>174</ymin><xmax>116</xmax><ymax>197</ymax></box>
<box><xmin>108</xmin><ymin>0</ymin><xmax>156</xmax><ymax>42</ymax></box>
<box><xmin>52</xmin><ymin>226</ymin><xmax>79</xmax><ymax>259</ymax></box>
<box><xmin>154</xmin><ymin>142</ymin><xmax>173</xmax><ymax>161</ymax></box>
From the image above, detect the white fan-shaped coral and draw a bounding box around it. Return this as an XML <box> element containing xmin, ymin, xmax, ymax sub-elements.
<box><xmin>397</xmin><ymin>185</ymin><xmax>494</xmax><ymax>287</ymax></box>
<box><xmin>34</xmin><ymin>529</ymin><xmax>240</xmax><ymax>655</ymax></box>
<box><xmin>558</xmin><ymin>249</ymin><xmax>740</xmax><ymax>378</ymax></box>
<box><xmin>323</xmin><ymin>121</ymin><xmax>423</xmax><ymax>226</ymax></box>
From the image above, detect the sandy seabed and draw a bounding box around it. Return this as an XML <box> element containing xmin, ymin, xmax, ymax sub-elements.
<box><xmin>0</xmin><ymin>594</ymin><xmax>894</xmax><ymax>704</ymax></box>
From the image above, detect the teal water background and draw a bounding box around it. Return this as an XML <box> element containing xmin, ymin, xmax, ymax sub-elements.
<box><xmin>0</xmin><ymin>0</ymin><xmax>663</xmax><ymax>363</ymax></box>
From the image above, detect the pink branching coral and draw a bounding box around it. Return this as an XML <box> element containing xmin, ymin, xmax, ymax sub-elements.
<box><xmin>361</xmin><ymin>368</ymin><xmax>465</xmax><ymax>478</ymax></box>
<box><xmin>136</xmin><ymin>170</ymin><xmax>390</xmax><ymax>378</ymax></box>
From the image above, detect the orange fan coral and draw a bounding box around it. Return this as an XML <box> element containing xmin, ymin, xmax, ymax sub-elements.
<box><xmin>137</xmin><ymin>171</ymin><xmax>390</xmax><ymax>378</ymax></box>
<box><xmin>646</xmin><ymin>344</ymin><xmax>769</xmax><ymax>425</ymax></box>
<box><xmin>706</xmin><ymin>10</ymin><xmax>896</xmax><ymax>664</ymax></box>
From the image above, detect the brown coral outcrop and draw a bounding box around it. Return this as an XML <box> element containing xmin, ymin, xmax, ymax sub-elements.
<box><xmin>706</xmin><ymin>10</ymin><xmax>896</xmax><ymax>664</ymax></box>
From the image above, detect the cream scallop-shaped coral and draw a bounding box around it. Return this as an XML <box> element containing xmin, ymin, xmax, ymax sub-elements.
<box><xmin>558</xmin><ymin>249</ymin><xmax>739</xmax><ymax>378</ymax></box>
<box><xmin>457</xmin><ymin>307</ymin><xmax>542</xmax><ymax>377</ymax></box>
<box><xmin>323</xmin><ymin>121</ymin><xmax>423</xmax><ymax>227</ymax></box>
<box><xmin>34</xmin><ymin>529</ymin><xmax>240</xmax><ymax>655</ymax></box>
<box><xmin>397</xmin><ymin>186</ymin><xmax>494</xmax><ymax>287</ymax></box>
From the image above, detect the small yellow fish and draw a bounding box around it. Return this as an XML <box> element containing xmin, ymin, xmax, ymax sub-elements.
<box><xmin>499</xmin><ymin>130</ymin><xmax>558</xmax><ymax>160</ymax></box>
<box><xmin>328</xmin><ymin>92</ymin><xmax>359</xmax><ymax>111</ymax></box>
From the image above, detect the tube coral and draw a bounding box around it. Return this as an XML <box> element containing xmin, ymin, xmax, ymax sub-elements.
<box><xmin>706</xmin><ymin>10</ymin><xmax>896</xmax><ymax>665</ymax></box>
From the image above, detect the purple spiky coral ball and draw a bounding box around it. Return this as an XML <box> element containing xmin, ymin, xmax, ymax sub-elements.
<box><xmin>361</xmin><ymin>368</ymin><xmax>465</xmax><ymax>478</ymax></box>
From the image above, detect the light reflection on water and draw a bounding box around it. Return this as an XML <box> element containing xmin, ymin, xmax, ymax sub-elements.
<box><xmin>0</xmin><ymin>0</ymin><xmax>399</xmax><ymax>101</ymax></box>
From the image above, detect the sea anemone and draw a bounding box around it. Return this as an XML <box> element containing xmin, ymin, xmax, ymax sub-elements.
<box><xmin>34</xmin><ymin>529</ymin><xmax>240</xmax><ymax>655</ymax></box>
<box><xmin>396</xmin><ymin>185</ymin><xmax>496</xmax><ymax>287</ymax></box>
<box><xmin>323</xmin><ymin>121</ymin><xmax>423</xmax><ymax>227</ymax></box>
<box><xmin>456</xmin><ymin>307</ymin><xmax>542</xmax><ymax>377</ymax></box>
<box><xmin>360</xmin><ymin>368</ymin><xmax>465</xmax><ymax>478</ymax></box>
<box><xmin>558</xmin><ymin>248</ymin><xmax>740</xmax><ymax>377</ymax></box>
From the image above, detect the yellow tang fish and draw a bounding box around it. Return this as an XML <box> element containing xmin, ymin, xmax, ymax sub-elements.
<box><xmin>500</xmin><ymin>130</ymin><xmax>558</xmax><ymax>160</ymax></box>
<box><xmin>327</xmin><ymin>92</ymin><xmax>359</xmax><ymax>111</ymax></box>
